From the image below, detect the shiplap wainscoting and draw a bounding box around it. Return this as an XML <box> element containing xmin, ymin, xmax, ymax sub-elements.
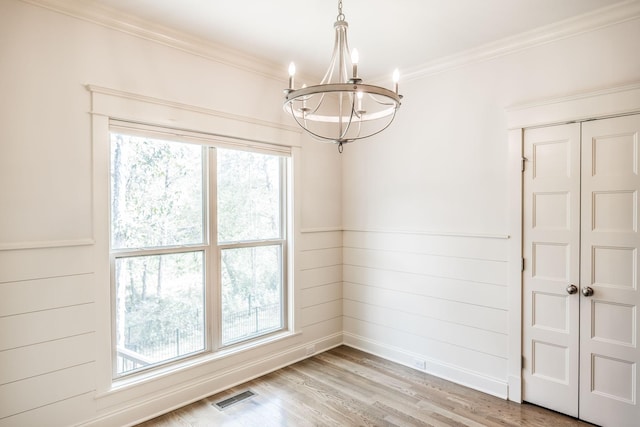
<box><xmin>0</xmin><ymin>230</ymin><xmax>343</xmax><ymax>427</ymax></box>
<box><xmin>86</xmin><ymin>230</ymin><xmax>343</xmax><ymax>426</ymax></box>
<box><xmin>299</xmin><ymin>230</ymin><xmax>343</xmax><ymax>341</ymax></box>
<box><xmin>0</xmin><ymin>245</ymin><xmax>97</xmax><ymax>427</ymax></box>
<box><xmin>342</xmin><ymin>229</ymin><xmax>510</xmax><ymax>398</ymax></box>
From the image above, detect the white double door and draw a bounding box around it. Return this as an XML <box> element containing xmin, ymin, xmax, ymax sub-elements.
<box><xmin>522</xmin><ymin>114</ymin><xmax>640</xmax><ymax>427</ymax></box>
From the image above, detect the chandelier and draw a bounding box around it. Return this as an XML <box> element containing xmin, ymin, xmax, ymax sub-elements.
<box><xmin>283</xmin><ymin>0</ymin><xmax>403</xmax><ymax>152</ymax></box>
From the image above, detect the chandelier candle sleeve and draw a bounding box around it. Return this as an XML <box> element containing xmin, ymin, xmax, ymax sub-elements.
<box><xmin>288</xmin><ymin>62</ymin><xmax>295</xmax><ymax>89</ymax></box>
<box><xmin>352</xmin><ymin>48</ymin><xmax>359</xmax><ymax>79</ymax></box>
<box><xmin>282</xmin><ymin>0</ymin><xmax>402</xmax><ymax>149</ymax></box>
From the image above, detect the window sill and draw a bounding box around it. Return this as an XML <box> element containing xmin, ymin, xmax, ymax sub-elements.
<box><xmin>99</xmin><ymin>329</ymin><xmax>301</xmax><ymax>399</ymax></box>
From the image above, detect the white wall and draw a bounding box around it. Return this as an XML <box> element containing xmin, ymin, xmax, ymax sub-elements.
<box><xmin>0</xmin><ymin>1</ymin><xmax>342</xmax><ymax>425</ymax></box>
<box><xmin>2</xmin><ymin>0</ymin><xmax>639</xmax><ymax>424</ymax></box>
<box><xmin>342</xmin><ymin>14</ymin><xmax>640</xmax><ymax>397</ymax></box>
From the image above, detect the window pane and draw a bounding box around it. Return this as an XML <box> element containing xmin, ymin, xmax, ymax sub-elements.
<box><xmin>217</xmin><ymin>149</ymin><xmax>282</xmax><ymax>243</ymax></box>
<box><xmin>115</xmin><ymin>252</ymin><xmax>205</xmax><ymax>376</ymax></box>
<box><xmin>110</xmin><ymin>133</ymin><xmax>204</xmax><ymax>250</ymax></box>
<box><xmin>221</xmin><ymin>245</ymin><xmax>283</xmax><ymax>345</ymax></box>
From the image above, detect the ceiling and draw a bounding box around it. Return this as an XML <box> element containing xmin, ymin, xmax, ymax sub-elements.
<box><xmin>89</xmin><ymin>0</ymin><xmax>625</xmax><ymax>79</ymax></box>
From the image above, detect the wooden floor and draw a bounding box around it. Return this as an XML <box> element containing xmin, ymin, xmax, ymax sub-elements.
<box><xmin>136</xmin><ymin>346</ymin><xmax>595</xmax><ymax>427</ymax></box>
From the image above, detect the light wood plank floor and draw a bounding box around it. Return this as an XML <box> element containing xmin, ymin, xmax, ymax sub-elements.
<box><xmin>136</xmin><ymin>346</ymin><xmax>595</xmax><ymax>427</ymax></box>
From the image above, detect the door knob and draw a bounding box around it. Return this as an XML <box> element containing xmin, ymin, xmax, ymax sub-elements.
<box><xmin>581</xmin><ymin>286</ymin><xmax>594</xmax><ymax>297</ymax></box>
<box><xmin>566</xmin><ymin>284</ymin><xmax>578</xmax><ymax>295</ymax></box>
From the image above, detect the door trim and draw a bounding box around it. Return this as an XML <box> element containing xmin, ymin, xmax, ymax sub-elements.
<box><xmin>506</xmin><ymin>81</ymin><xmax>640</xmax><ymax>403</ymax></box>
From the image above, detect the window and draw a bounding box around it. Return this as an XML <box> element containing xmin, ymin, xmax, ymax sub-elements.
<box><xmin>217</xmin><ymin>149</ymin><xmax>285</xmax><ymax>345</ymax></box>
<box><xmin>110</xmin><ymin>130</ymin><xmax>288</xmax><ymax>378</ymax></box>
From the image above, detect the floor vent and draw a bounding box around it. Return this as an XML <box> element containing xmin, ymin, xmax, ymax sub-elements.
<box><xmin>213</xmin><ymin>390</ymin><xmax>255</xmax><ymax>410</ymax></box>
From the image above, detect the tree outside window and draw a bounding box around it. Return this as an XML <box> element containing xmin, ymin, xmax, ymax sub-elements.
<box><xmin>110</xmin><ymin>132</ymin><xmax>287</xmax><ymax>377</ymax></box>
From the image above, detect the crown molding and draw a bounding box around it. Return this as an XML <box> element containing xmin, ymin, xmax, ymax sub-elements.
<box><xmin>401</xmin><ymin>0</ymin><xmax>640</xmax><ymax>82</ymax></box>
<box><xmin>19</xmin><ymin>0</ymin><xmax>287</xmax><ymax>82</ymax></box>
<box><xmin>20</xmin><ymin>0</ymin><xmax>640</xmax><ymax>84</ymax></box>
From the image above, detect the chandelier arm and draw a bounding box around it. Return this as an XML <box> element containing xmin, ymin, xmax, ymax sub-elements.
<box><xmin>290</xmin><ymin>91</ymin><xmax>328</xmax><ymax>118</ymax></box>
<box><xmin>322</xmin><ymin>53</ymin><xmax>337</xmax><ymax>86</ymax></box>
<box><xmin>338</xmin><ymin>28</ymin><xmax>347</xmax><ymax>85</ymax></box>
<box><xmin>289</xmin><ymin>105</ymin><xmax>332</xmax><ymax>142</ymax></box>
<box><xmin>342</xmin><ymin>25</ymin><xmax>353</xmax><ymax>80</ymax></box>
<box><xmin>337</xmin><ymin>95</ymin><xmax>354</xmax><ymax>140</ymax></box>
<box><xmin>355</xmin><ymin>113</ymin><xmax>363</xmax><ymax>138</ymax></box>
<box><xmin>370</xmin><ymin>100</ymin><xmax>398</xmax><ymax>108</ymax></box>
<box><xmin>349</xmin><ymin>99</ymin><xmax>363</xmax><ymax>139</ymax></box>
<box><xmin>288</xmin><ymin>102</ymin><xmax>353</xmax><ymax>144</ymax></box>
<box><xmin>339</xmin><ymin>91</ymin><xmax>344</xmax><ymax>137</ymax></box>
<box><xmin>367</xmin><ymin>93</ymin><xmax>400</xmax><ymax>106</ymax></box>
<box><xmin>321</xmin><ymin>21</ymin><xmax>342</xmax><ymax>85</ymax></box>
<box><xmin>344</xmin><ymin>95</ymin><xmax>364</xmax><ymax>140</ymax></box>
<box><xmin>307</xmin><ymin>92</ymin><xmax>327</xmax><ymax>116</ymax></box>
<box><xmin>351</xmin><ymin>108</ymin><xmax>398</xmax><ymax>142</ymax></box>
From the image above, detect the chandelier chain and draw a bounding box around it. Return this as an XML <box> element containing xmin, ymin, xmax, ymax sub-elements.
<box><xmin>337</xmin><ymin>0</ymin><xmax>345</xmax><ymax>21</ymax></box>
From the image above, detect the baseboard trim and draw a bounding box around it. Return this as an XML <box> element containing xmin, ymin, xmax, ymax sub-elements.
<box><xmin>343</xmin><ymin>332</ymin><xmax>509</xmax><ymax>400</ymax></box>
<box><xmin>81</xmin><ymin>334</ymin><xmax>343</xmax><ymax>427</ymax></box>
<box><xmin>82</xmin><ymin>331</ymin><xmax>512</xmax><ymax>426</ymax></box>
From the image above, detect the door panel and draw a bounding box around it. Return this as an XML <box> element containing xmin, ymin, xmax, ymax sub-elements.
<box><xmin>580</xmin><ymin>114</ymin><xmax>640</xmax><ymax>427</ymax></box>
<box><xmin>523</xmin><ymin>123</ymin><xmax>581</xmax><ymax>417</ymax></box>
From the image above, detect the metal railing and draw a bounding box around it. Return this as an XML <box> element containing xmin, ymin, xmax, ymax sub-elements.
<box><xmin>222</xmin><ymin>303</ymin><xmax>281</xmax><ymax>344</ymax></box>
<box><xmin>117</xmin><ymin>304</ymin><xmax>281</xmax><ymax>373</ymax></box>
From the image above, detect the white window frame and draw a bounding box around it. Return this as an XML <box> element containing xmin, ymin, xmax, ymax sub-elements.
<box><xmin>89</xmin><ymin>85</ymin><xmax>303</xmax><ymax>399</ymax></box>
<box><xmin>215</xmin><ymin>152</ymin><xmax>289</xmax><ymax>348</ymax></box>
<box><xmin>109</xmin><ymin>124</ymin><xmax>291</xmax><ymax>379</ymax></box>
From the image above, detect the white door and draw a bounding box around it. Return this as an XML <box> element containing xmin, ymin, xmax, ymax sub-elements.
<box><xmin>522</xmin><ymin>123</ymin><xmax>581</xmax><ymax>417</ymax></box>
<box><xmin>579</xmin><ymin>114</ymin><xmax>640</xmax><ymax>427</ymax></box>
<box><xmin>523</xmin><ymin>114</ymin><xmax>640</xmax><ymax>427</ymax></box>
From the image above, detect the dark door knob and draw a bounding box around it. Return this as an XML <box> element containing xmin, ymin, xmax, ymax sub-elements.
<box><xmin>581</xmin><ymin>286</ymin><xmax>594</xmax><ymax>297</ymax></box>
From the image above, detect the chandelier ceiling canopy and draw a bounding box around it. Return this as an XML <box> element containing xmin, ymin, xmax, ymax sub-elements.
<box><xmin>283</xmin><ymin>0</ymin><xmax>403</xmax><ymax>152</ymax></box>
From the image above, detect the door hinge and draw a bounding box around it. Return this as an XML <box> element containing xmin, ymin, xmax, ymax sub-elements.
<box><xmin>521</xmin><ymin>157</ymin><xmax>527</xmax><ymax>172</ymax></box>
<box><xmin>522</xmin><ymin>258</ymin><xmax>525</xmax><ymax>272</ymax></box>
